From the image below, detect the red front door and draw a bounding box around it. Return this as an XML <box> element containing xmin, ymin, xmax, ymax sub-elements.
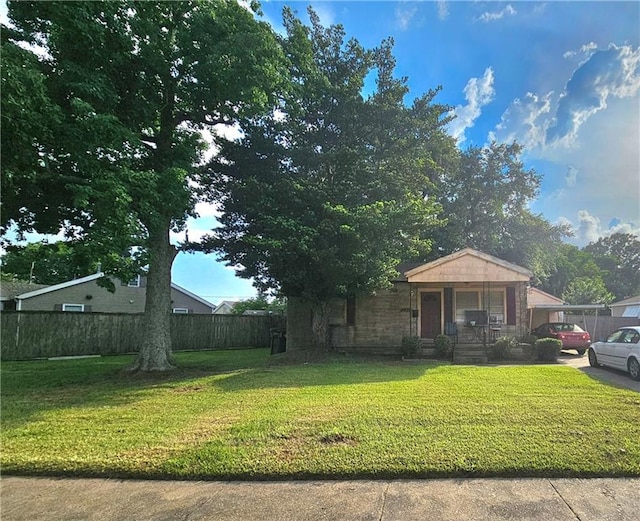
<box><xmin>421</xmin><ymin>292</ymin><xmax>441</xmax><ymax>338</ymax></box>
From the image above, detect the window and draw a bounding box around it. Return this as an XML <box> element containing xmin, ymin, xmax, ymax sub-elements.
<box><xmin>346</xmin><ymin>296</ymin><xmax>356</xmax><ymax>326</ymax></box>
<box><xmin>455</xmin><ymin>290</ymin><xmax>505</xmax><ymax>324</ymax></box>
<box><xmin>62</xmin><ymin>304</ymin><xmax>84</xmax><ymax>312</ymax></box>
<box><xmin>128</xmin><ymin>275</ymin><xmax>141</xmax><ymax>287</ymax></box>
<box><xmin>172</xmin><ymin>308</ymin><xmax>189</xmax><ymax>314</ymax></box>
<box><xmin>455</xmin><ymin>291</ymin><xmax>479</xmax><ymax>324</ymax></box>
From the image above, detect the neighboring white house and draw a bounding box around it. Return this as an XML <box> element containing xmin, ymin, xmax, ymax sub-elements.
<box><xmin>609</xmin><ymin>295</ymin><xmax>640</xmax><ymax>318</ymax></box>
<box><xmin>9</xmin><ymin>273</ymin><xmax>216</xmax><ymax>314</ymax></box>
<box><xmin>213</xmin><ymin>300</ymin><xmax>238</xmax><ymax>315</ymax></box>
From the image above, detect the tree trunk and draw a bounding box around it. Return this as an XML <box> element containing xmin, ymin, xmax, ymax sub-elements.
<box><xmin>310</xmin><ymin>300</ymin><xmax>330</xmax><ymax>350</ymax></box>
<box><xmin>128</xmin><ymin>226</ymin><xmax>177</xmax><ymax>372</ymax></box>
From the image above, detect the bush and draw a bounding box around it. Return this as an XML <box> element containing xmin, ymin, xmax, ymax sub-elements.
<box><xmin>434</xmin><ymin>334</ymin><xmax>453</xmax><ymax>360</ymax></box>
<box><xmin>535</xmin><ymin>338</ymin><xmax>562</xmax><ymax>362</ymax></box>
<box><xmin>401</xmin><ymin>336</ymin><xmax>421</xmax><ymax>358</ymax></box>
<box><xmin>492</xmin><ymin>336</ymin><xmax>517</xmax><ymax>361</ymax></box>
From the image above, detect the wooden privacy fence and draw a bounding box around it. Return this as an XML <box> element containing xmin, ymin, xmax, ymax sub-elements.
<box><xmin>566</xmin><ymin>314</ymin><xmax>640</xmax><ymax>342</ymax></box>
<box><xmin>1</xmin><ymin>311</ymin><xmax>284</xmax><ymax>360</ymax></box>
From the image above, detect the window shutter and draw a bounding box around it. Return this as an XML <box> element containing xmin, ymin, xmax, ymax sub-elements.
<box><xmin>188</xmin><ymin>309</ymin><xmax>193</xmax><ymax>314</ymax></box>
<box><xmin>54</xmin><ymin>304</ymin><xmax>62</xmax><ymax>311</ymax></box>
<box><xmin>140</xmin><ymin>276</ymin><xmax>147</xmax><ymax>288</ymax></box>
<box><xmin>444</xmin><ymin>287</ymin><xmax>453</xmax><ymax>324</ymax></box>
<box><xmin>506</xmin><ymin>287</ymin><xmax>516</xmax><ymax>325</ymax></box>
<box><xmin>84</xmin><ymin>305</ymin><xmax>92</xmax><ymax>312</ymax></box>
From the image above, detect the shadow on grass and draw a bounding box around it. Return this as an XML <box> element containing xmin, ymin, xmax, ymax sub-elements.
<box><xmin>1</xmin><ymin>348</ymin><xmax>443</xmax><ymax>430</ymax></box>
<box><xmin>0</xmin><ymin>349</ymin><xmax>272</xmax><ymax>429</ymax></box>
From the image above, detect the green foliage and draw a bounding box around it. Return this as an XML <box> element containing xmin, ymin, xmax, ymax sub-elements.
<box><xmin>0</xmin><ymin>241</ymin><xmax>101</xmax><ymax>284</ymax></box>
<box><xmin>562</xmin><ymin>277</ymin><xmax>615</xmax><ymax>306</ymax></box>
<box><xmin>426</xmin><ymin>142</ymin><xmax>570</xmax><ymax>277</ymax></box>
<box><xmin>401</xmin><ymin>336</ymin><xmax>421</xmax><ymax>358</ymax></box>
<box><xmin>434</xmin><ymin>334</ymin><xmax>453</xmax><ymax>360</ymax></box>
<box><xmin>232</xmin><ymin>295</ymin><xmax>287</xmax><ymax>315</ymax></box>
<box><xmin>492</xmin><ymin>336</ymin><xmax>517</xmax><ymax>361</ymax></box>
<box><xmin>535</xmin><ymin>338</ymin><xmax>562</xmax><ymax>362</ymax></box>
<box><xmin>210</xmin><ymin>7</ymin><xmax>454</xmax><ymax>309</ymax></box>
<box><xmin>584</xmin><ymin>233</ymin><xmax>640</xmax><ymax>300</ymax></box>
<box><xmin>537</xmin><ymin>244</ymin><xmax>604</xmax><ymax>299</ymax></box>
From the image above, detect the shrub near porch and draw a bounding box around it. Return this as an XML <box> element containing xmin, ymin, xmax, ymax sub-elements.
<box><xmin>1</xmin><ymin>349</ymin><xmax>639</xmax><ymax>479</ymax></box>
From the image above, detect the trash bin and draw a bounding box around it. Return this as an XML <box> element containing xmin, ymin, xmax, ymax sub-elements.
<box><xmin>270</xmin><ymin>328</ymin><xmax>286</xmax><ymax>354</ymax></box>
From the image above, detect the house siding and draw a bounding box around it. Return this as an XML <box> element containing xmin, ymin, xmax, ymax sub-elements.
<box><xmin>170</xmin><ymin>288</ymin><xmax>213</xmax><ymax>314</ymax></box>
<box><xmin>19</xmin><ymin>278</ymin><xmax>214</xmax><ymax>314</ymax></box>
<box><xmin>19</xmin><ymin>279</ymin><xmax>146</xmax><ymax>313</ymax></box>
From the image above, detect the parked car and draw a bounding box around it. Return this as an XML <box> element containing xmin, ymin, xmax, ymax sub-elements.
<box><xmin>530</xmin><ymin>322</ymin><xmax>591</xmax><ymax>355</ymax></box>
<box><xmin>588</xmin><ymin>326</ymin><xmax>640</xmax><ymax>381</ymax></box>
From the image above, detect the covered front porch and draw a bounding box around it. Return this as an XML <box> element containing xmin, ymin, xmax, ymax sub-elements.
<box><xmin>402</xmin><ymin>249</ymin><xmax>532</xmax><ymax>346</ymax></box>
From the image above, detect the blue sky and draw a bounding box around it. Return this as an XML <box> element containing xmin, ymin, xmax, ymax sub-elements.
<box><xmin>3</xmin><ymin>1</ymin><xmax>639</xmax><ymax>305</ymax></box>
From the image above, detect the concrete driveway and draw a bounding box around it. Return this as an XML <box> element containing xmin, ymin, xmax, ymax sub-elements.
<box><xmin>558</xmin><ymin>351</ymin><xmax>640</xmax><ymax>392</ymax></box>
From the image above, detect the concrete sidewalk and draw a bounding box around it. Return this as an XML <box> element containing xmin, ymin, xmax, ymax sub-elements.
<box><xmin>2</xmin><ymin>476</ymin><xmax>639</xmax><ymax>521</ymax></box>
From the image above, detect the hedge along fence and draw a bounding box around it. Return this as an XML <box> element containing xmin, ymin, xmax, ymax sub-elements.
<box><xmin>1</xmin><ymin>311</ymin><xmax>284</xmax><ymax>361</ymax></box>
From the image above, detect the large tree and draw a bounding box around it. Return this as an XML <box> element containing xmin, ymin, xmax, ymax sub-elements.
<box><xmin>584</xmin><ymin>233</ymin><xmax>640</xmax><ymax>300</ymax></box>
<box><xmin>427</xmin><ymin>141</ymin><xmax>570</xmax><ymax>279</ymax></box>
<box><xmin>2</xmin><ymin>1</ymin><xmax>285</xmax><ymax>370</ymax></box>
<box><xmin>207</xmin><ymin>8</ymin><xmax>455</xmax><ymax>348</ymax></box>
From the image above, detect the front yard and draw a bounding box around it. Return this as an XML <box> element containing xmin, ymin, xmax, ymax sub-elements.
<box><xmin>2</xmin><ymin>349</ymin><xmax>639</xmax><ymax>479</ymax></box>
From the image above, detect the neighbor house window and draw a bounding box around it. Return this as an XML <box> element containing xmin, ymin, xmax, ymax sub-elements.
<box><xmin>172</xmin><ymin>308</ymin><xmax>189</xmax><ymax>314</ymax></box>
<box><xmin>62</xmin><ymin>304</ymin><xmax>85</xmax><ymax>312</ymax></box>
<box><xmin>128</xmin><ymin>275</ymin><xmax>141</xmax><ymax>287</ymax></box>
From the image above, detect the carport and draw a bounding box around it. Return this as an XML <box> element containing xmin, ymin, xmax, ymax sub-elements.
<box><xmin>528</xmin><ymin>304</ymin><xmax>607</xmax><ymax>341</ymax></box>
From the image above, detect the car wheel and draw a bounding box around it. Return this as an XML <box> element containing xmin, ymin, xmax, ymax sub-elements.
<box><xmin>628</xmin><ymin>358</ymin><xmax>640</xmax><ymax>381</ymax></box>
<box><xmin>588</xmin><ymin>348</ymin><xmax>600</xmax><ymax>367</ymax></box>
<box><xmin>577</xmin><ymin>349</ymin><xmax>586</xmax><ymax>356</ymax></box>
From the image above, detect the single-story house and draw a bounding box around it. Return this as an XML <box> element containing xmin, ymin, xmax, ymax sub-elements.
<box><xmin>609</xmin><ymin>295</ymin><xmax>640</xmax><ymax>318</ymax></box>
<box><xmin>287</xmin><ymin>248</ymin><xmax>534</xmax><ymax>352</ymax></box>
<box><xmin>10</xmin><ymin>272</ymin><xmax>216</xmax><ymax>314</ymax></box>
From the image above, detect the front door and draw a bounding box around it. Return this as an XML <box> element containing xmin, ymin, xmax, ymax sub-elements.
<box><xmin>421</xmin><ymin>292</ymin><xmax>441</xmax><ymax>338</ymax></box>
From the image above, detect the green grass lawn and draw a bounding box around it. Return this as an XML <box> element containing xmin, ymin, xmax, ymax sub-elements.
<box><xmin>2</xmin><ymin>348</ymin><xmax>639</xmax><ymax>479</ymax></box>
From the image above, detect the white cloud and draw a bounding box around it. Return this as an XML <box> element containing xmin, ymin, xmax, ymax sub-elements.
<box><xmin>448</xmin><ymin>67</ymin><xmax>495</xmax><ymax>144</ymax></box>
<box><xmin>476</xmin><ymin>4</ymin><xmax>516</xmax><ymax>23</ymax></box>
<box><xmin>395</xmin><ymin>2</ymin><xmax>418</xmax><ymax>30</ymax></box>
<box><xmin>565</xmin><ymin>165</ymin><xmax>577</xmax><ymax>187</ymax></box>
<box><xmin>489</xmin><ymin>91</ymin><xmax>553</xmax><ymax>149</ymax></box>
<box><xmin>437</xmin><ymin>0</ymin><xmax>449</xmax><ymax>21</ymax></box>
<box><xmin>546</xmin><ymin>44</ymin><xmax>640</xmax><ymax>147</ymax></box>
<box><xmin>491</xmin><ymin>43</ymin><xmax>639</xmax><ymax>248</ymax></box>
<box><xmin>576</xmin><ymin>210</ymin><xmax>601</xmax><ymax>244</ymax></box>
<box><xmin>559</xmin><ymin>211</ymin><xmax>640</xmax><ymax>246</ymax></box>
<box><xmin>563</xmin><ymin>42</ymin><xmax>598</xmax><ymax>60</ymax></box>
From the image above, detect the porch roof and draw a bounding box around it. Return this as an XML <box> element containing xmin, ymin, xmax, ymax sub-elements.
<box><xmin>402</xmin><ymin>248</ymin><xmax>532</xmax><ymax>284</ymax></box>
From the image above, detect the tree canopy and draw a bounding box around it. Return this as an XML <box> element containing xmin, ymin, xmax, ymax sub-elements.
<box><xmin>2</xmin><ymin>0</ymin><xmax>286</xmax><ymax>370</ymax></box>
<box><xmin>207</xmin><ymin>8</ymin><xmax>455</xmax><ymax>346</ymax></box>
<box><xmin>584</xmin><ymin>233</ymin><xmax>640</xmax><ymax>300</ymax></box>
<box><xmin>0</xmin><ymin>241</ymin><xmax>99</xmax><ymax>284</ymax></box>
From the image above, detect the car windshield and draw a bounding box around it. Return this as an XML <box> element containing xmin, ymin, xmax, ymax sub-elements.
<box><xmin>551</xmin><ymin>323</ymin><xmax>584</xmax><ymax>332</ymax></box>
